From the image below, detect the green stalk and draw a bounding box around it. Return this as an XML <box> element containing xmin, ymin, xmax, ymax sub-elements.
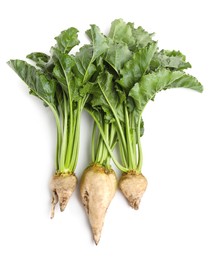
<box><xmin>64</xmin><ymin>106</ymin><xmax>76</xmax><ymax>169</ymax></box>
<box><xmin>105</xmin><ymin>125</ymin><xmax>117</xmax><ymax>168</ymax></box>
<box><xmin>91</xmin><ymin>121</ymin><xmax>97</xmax><ymax>163</ymax></box>
<box><xmin>137</xmin><ymin>116</ymin><xmax>143</xmax><ymax>172</ymax></box>
<box><xmin>86</xmin><ymin>109</ymin><xmax>128</xmax><ymax>172</ymax></box>
<box><xmin>59</xmin><ymin>93</ymin><xmax>68</xmax><ymax>172</ymax></box>
<box><xmin>96</xmin><ymin>133</ymin><xmax>104</xmax><ymax>163</ymax></box>
<box><xmin>118</xmin><ymin>140</ymin><xmax>128</xmax><ymax>168</ymax></box>
<box><xmin>131</xmin><ymin>114</ymin><xmax>137</xmax><ymax>168</ymax></box>
<box><xmin>95</xmin><ymin>123</ymin><xmax>115</xmax><ymax>168</ymax></box>
<box><xmin>105</xmin><ymin>123</ymin><xmax>109</xmax><ymax>145</ymax></box>
<box><xmin>49</xmin><ymin>105</ymin><xmax>62</xmax><ymax>170</ymax></box>
<box><xmin>99</xmin><ymin>123</ymin><xmax>109</xmax><ymax>164</ymax></box>
<box><xmin>109</xmin><ymin>123</ymin><xmax>116</xmax><ymax>146</ymax></box>
<box><xmin>72</xmin><ymin>125</ymin><xmax>80</xmax><ymax>172</ymax></box>
<box><xmin>69</xmin><ymin>101</ymin><xmax>81</xmax><ymax>171</ymax></box>
<box><xmin>98</xmin><ymin>82</ymin><xmax>127</xmax><ymax>157</ymax></box>
<box><xmin>124</xmin><ymin>105</ymin><xmax>134</xmax><ymax>169</ymax></box>
<box><xmin>64</xmin><ymin>99</ymin><xmax>73</xmax><ymax>167</ymax></box>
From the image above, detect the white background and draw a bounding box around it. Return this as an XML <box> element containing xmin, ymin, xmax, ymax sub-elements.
<box><xmin>0</xmin><ymin>0</ymin><xmax>214</xmax><ymax>259</ymax></box>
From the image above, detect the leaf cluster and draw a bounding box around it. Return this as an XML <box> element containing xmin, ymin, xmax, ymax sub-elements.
<box><xmin>83</xmin><ymin>19</ymin><xmax>203</xmax><ymax>172</ymax></box>
<box><xmin>8</xmin><ymin>19</ymin><xmax>203</xmax><ymax>173</ymax></box>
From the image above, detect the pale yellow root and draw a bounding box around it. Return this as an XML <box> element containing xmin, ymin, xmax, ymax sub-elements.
<box><xmin>119</xmin><ymin>171</ymin><xmax>147</xmax><ymax>210</ymax></box>
<box><xmin>50</xmin><ymin>173</ymin><xmax>77</xmax><ymax>218</ymax></box>
<box><xmin>80</xmin><ymin>164</ymin><xmax>117</xmax><ymax>245</ymax></box>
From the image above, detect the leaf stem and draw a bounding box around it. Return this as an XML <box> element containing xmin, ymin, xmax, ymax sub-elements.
<box><xmin>124</xmin><ymin>105</ymin><xmax>135</xmax><ymax>169</ymax></box>
<box><xmin>98</xmin><ymin>82</ymin><xmax>127</xmax><ymax>158</ymax></box>
<box><xmin>91</xmin><ymin>121</ymin><xmax>96</xmax><ymax>163</ymax></box>
<box><xmin>109</xmin><ymin>123</ymin><xmax>116</xmax><ymax>146</ymax></box>
<box><xmin>118</xmin><ymin>140</ymin><xmax>128</xmax><ymax>168</ymax></box>
<box><xmin>64</xmin><ymin>97</ymin><xmax>73</xmax><ymax>167</ymax></box>
<box><xmin>69</xmin><ymin>101</ymin><xmax>81</xmax><ymax>171</ymax></box>
<box><xmin>100</xmin><ymin>123</ymin><xmax>109</xmax><ymax>164</ymax></box>
<box><xmin>49</xmin><ymin>104</ymin><xmax>62</xmax><ymax>170</ymax></box>
<box><xmin>96</xmin><ymin>131</ymin><xmax>104</xmax><ymax>163</ymax></box>
<box><xmin>86</xmin><ymin>109</ymin><xmax>128</xmax><ymax>172</ymax></box>
<box><xmin>131</xmin><ymin>114</ymin><xmax>137</xmax><ymax>167</ymax></box>
<box><xmin>59</xmin><ymin>93</ymin><xmax>68</xmax><ymax>171</ymax></box>
<box><xmin>137</xmin><ymin>117</ymin><xmax>143</xmax><ymax>172</ymax></box>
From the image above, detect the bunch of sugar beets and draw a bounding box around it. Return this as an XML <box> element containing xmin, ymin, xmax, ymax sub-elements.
<box><xmin>8</xmin><ymin>19</ymin><xmax>203</xmax><ymax>245</ymax></box>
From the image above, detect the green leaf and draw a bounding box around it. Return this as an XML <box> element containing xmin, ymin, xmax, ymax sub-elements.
<box><xmin>166</xmin><ymin>74</ymin><xmax>203</xmax><ymax>92</ymax></box>
<box><xmin>52</xmin><ymin>48</ymin><xmax>75</xmax><ymax>85</ymax></box>
<box><xmin>118</xmin><ymin>42</ymin><xmax>157</xmax><ymax>92</ymax></box>
<box><xmin>140</xmin><ymin>119</ymin><xmax>144</xmax><ymax>137</ymax></box>
<box><xmin>126</xmin><ymin>97</ymin><xmax>144</xmax><ymax>136</ymax></box>
<box><xmin>85</xmin><ymin>104</ymin><xmax>104</xmax><ymax>124</ymax></box>
<box><xmin>52</xmin><ymin>48</ymin><xmax>76</xmax><ymax>73</ymax></box>
<box><xmin>86</xmin><ymin>24</ymin><xmax>108</xmax><ymax>62</ymax></box>
<box><xmin>75</xmin><ymin>25</ymin><xmax>108</xmax><ymax>83</ymax></box>
<box><xmin>53</xmin><ymin>64</ymin><xmax>67</xmax><ymax>92</ymax></box>
<box><xmin>128</xmin><ymin>22</ymin><xmax>154</xmax><ymax>50</ymax></box>
<box><xmin>55</xmin><ymin>86</ymin><xmax>64</xmax><ymax>112</ymax></box>
<box><xmin>54</xmin><ymin>27</ymin><xmax>80</xmax><ymax>53</ymax></box>
<box><xmin>104</xmin><ymin>40</ymin><xmax>132</xmax><ymax>73</ymax></box>
<box><xmin>108</xmin><ymin>19</ymin><xmax>135</xmax><ymax>48</ymax></box>
<box><xmin>8</xmin><ymin>59</ymin><xmax>56</xmax><ymax>106</ymax></box>
<box><xmin>26</xmin><ymin>52</ymin><xmax>50</xmax><ymax>68</ymax></box>
<box><xmin>108</xmin><ymin>19</ymin><xmax>154</xmax><ymax>51</ymax></box>
<box><xmin>52</xmin><ymin>48</ymin><xmax>82</xmax><ymax>101</ymax></box>
<box><xmin>79</xmin><ymin>82</ymin><xmax>94</xmax><ymax>97</ymax></box>
<box><xmin>91</xmin><ymin>72</ymin><xmax>115</xmax><ymax>108</ymax></box>
<box><xmin>87</xmin><ymin>72</ymin><xmax>123</xmax><ymax>122</ymax></box>
<box><xmin>129</xmin><ymin>69</ymin><xmax>184</xmax><ymax>113</ymax></box>
<box><xmin>150</xmin><ymin>50</ymin><xmax>191</xmax><ymax>71</ymax></box>
<box><xmin>164</xmin><ymin>50</ymin><xmax>188</xmax><ymax>59</ymax></box>
<box><xmin>74</xmin><ymin>45</ymin><xmax>97</xmax><ymax>82</ymax></box>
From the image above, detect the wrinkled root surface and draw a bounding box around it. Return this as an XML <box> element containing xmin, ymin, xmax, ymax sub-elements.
<box><xmin>80</xmin><ymin>164</ymin><xmax>117</xmax><ymax>245</ymax></box>
<box><xmin>119</xmin><ymin>171</ymin><xmax>147</xmax><ymax>210</ymax></box>
<box><xmin>50</xmin><ymin>173</ymin><xmax>77</xmax><ymax>218</ymax></box>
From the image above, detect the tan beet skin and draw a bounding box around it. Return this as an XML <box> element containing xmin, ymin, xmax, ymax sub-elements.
<box><xmin>80</xmin><ymin>164</ymin><xmax>117</xmax><ymax>245</ymax></box>
<box><xmin>119</xmin><ymin>171</ymin><xmax>147</xmax><ymax>210</ymax></box>
<box><xmin>50</xmin><ymin>173</ymin><xmax>77</xmax><ymax>218</ymax></box>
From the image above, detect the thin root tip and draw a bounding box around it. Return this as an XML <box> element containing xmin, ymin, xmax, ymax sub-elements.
<box><xmin>60</xmin><ymin>204</ymin><xmax>66</xmax><ymax>212</ymax></box>
<box><xmin>50</xmin><ymin>191</ymin><xmax>58</xmax><ymax>218</ymax></box>
<box><xmin>93</xmin><ymin>232</ymin><xmax>101</xmax><ymax>245</ymax></box>
<box><xmin>94</xmin><ymin>239</ymin><xmax>100</xmax><ymax>246</ymax></box>
<box><xmin>133</xmin><ymin>203</ymin><xmax>139</xmax><ymax>210</ymax></box>
<box><xmin>59</xmin><ymin>198</ymin><xmax>69</xmax><ymax>212</ymax></box>
<box><xmin>129</xmin><ymin>198</ymin><xmax>140</xmax><ymax>210</ymax></box>
<box><xmin>50</xmin><ymin>204</ymin><xmax>56</xmax><ymax>219</ymax></box>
